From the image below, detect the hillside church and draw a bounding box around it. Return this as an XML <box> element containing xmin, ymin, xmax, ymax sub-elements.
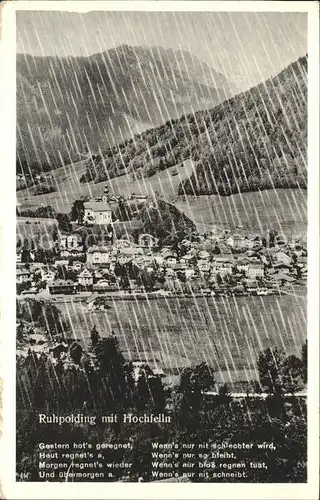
<box><xmin>83</xmin><ymin>186</ymin><xmax>112</xmax><ymax>225</ymax></box>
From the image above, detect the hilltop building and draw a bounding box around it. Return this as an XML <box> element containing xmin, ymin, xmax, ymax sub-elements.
<box><xmin>84</xmin><ymin>186</ymin><xmax>113</xmax><ymax>225</ymax></box>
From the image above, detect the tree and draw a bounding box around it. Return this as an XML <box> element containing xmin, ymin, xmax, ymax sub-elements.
<box><xmin>21</xmin><ymin>247</ymin><xmax>32</xmax><ymax>263</ymax></box>
<box><xmin>92</xmin><ymin>335</ymin><xmax>133</xmax><ymax>405</ymax></box>
<box><xmin>52</xmin><ymin>230</ymin><xmax>59</xmax><ymax>242</ymax></box>
<box><xmin>191</xmin><ymin>362</ymin><xmax>215</xmax><ymax>394</ymax></box>
<box><xmin>139</xmin><ymin>199</ymin><xmax>197</xmax><ymax>246</ymax></box>
<box><xmin>216</xmin><ymin>383</ymin><xmax>232</xmax><ymax>405</ymax></box>
<box><xmin>213</xmin><ymin>244</ymin><xmax>221</xmax><ymax>255</ymax></box>
<box><xmin>179</xmin><ymin>362</ymin><xmax>215</xmax><ymax>396</ymax></box>
<box><xmin>301</xmin><ymin>340</ymin><xmax>307</xmax><ymax>384</ymax></box>
<box><xmin>69</xmin><ymin>342</ymin><xmax>83</xmax><ymax>365</ymax></box>
<box><xmin>257</xmin><ymin>347</ymin><xmax>285</xmax><ymax>394</ymax></box>
<box><xmin>90</xmin><ymin>325</ymin><xmax>100</xmax><ymax>347</ymax></box>
<box><xmin>282</xmin><ymin>354</ymin><xmax>303</xmax><ymax>394</ymax></box>
<box><xmin>120</xmin><ymin>275</ymin><xmax>130</xmax><ymax>290</ymax></box>
<box><xmin>70</xmin><ymin>200</ymin><xmax>85</xmax><ymax>224</ymax></box>
<box><xmin>136</xmin><ymin>269</ymin><xmax>155</xmax><ymax>291</ymax></box>
<box><xmin>56</xmin><ymin>213</ymin><xmax>72</xmax><ymax>233</ymax></box>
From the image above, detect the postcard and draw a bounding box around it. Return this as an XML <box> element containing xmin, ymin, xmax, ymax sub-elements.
<box><xmin>0</xmin><ymin>1</ymin><xmax>319</xmax><ymax>499</ymax></box>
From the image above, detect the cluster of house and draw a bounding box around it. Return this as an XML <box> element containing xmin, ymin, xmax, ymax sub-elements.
<box><xmin>16</xmin><ymin>223</ymin><xmax>307</xmax><ymax>296</ymax></box>
<box><xmin>16</xmin><ymin>186</ymin><xmax>307</xmax><ymax>295</ymax></box>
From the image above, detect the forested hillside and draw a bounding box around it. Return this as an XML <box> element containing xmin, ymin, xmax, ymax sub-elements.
<box><xmin>82</xmin><ymin>55</ymin><xmax>307</xmax><ymax>195</ymax></box>
<box><xmin>17</xmin><ymin>45</ymin><xmax>231</xmax><ymax>179</ymax></box>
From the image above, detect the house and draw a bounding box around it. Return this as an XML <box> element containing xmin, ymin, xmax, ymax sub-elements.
<box><xmin>72</xmin><ymin>261</ymin><xmax>83</xmax><ymax>272</ymax></box>
<box><xmin>273</xmin><ymin>262</ymin><xmax>291</xmax><ymax>274</ymax></box>
<box><xmin>164</xmin><ymin>277</ymin><xmax>181</xmax><ymax>291</ymax></box>
<box><xmin>226</xmin><ymin>236</ymin><xmax>234</xmax><ymax>247</ymax></box>
<box><xmin>41</xmin><ymin>268</ymin><xmax>56</xmax><ymax>283</ymax></box>
<box><xmin>213</xmin><ymin>255</ymin><xmax>235</xmax><ymax>264</ymax></box>
<box><xmin>183</xmin><ymin>253</ymin><xmax>195</xmax><ymax>266</ymax></box>
<box><xmin>138</xmin><ymin>233</ymin><xmax>158</xmax><ymax>248</ymax></box>
<box><xmin>29</xmin><ymin>263</ymin><xmax>45</xmax><ymax>273</ymax></box>
<box><xmin>169</xmin><ymin>263</ymin><xmax>187</xmax><ymax>272</ymax></box>
<box><xmin>130</xmin><ymin>193</ymin><xmax>148</xmax><ymax>201</ymax></box>
<box><xmin>61</xmin><ymin>249</ymin><xmax>70</xmax><ymax>258</ymax></box>
<box><xmin>198</xmin><ymin>250</ymin><xmax>210</xmax><ymax>261</ymax></box>
<box><xmin>275</xmin><ymin>251</ymin><xmax>291</xmax><ymax>265</ymax></box>
<box><xmin>54</xmin><ymin>259</ymin><xmax>69</xmax><ymax>268</ymax></box>
<box><xmin>218</xmin><ymin>243</ymin><xmax>233</xmax><ymax>254</ymax></box>
<box><xmin>211</xmin><ymin>261</ymin><xmax>233</xmax><ymax>276</ymax></box>
<box><xmin>49</xmin><ymin>280</ymin><xmax>78</xmax><ymax>295</ymax></box>
<box><xmin>60</xmin><ymin>233</ymin><xmax>82</xmax><ymax>250</ymax></box>
<box><xmin>86</xmin><ymin>294</ymin><xmax>110</xmax><ymax>311</ymax></box>
<box><xmin>242</xmin><ymin>238</ymin><xmax>254</xmax><ymax>249</ymax></box>
<box><xmin>154</xmin><ymin>255</ymin><xmax>165</xmax><ymax>266</ymax></box>
<box><xmin>67</xmin><ymin>234</ymin><xmax>82</xmax><ymax>249</ymax></box>
<box><xmin>236</xmin><ymin>260</ymin><xmax>249</xmax><ymax>273</ymax></box>
<box><xmin>297</xmin><ymin>256</ymin><xmax>307</xmax><ymax>269</ymax></box>
<box><xmin>117</xmin><ymin>247</ymin><xmax>144</xmax><ymax>265</ymax></box>
<box><xmin>60</xmin><ymin>247</ymin><xmax>84</xmax><ymax>258</ymax></box>
<box><xmin>83</xmin><ymin>187</ymin><xmax>112</xmax><ymax>225</ymax></box>
<box><xmin>185</xmin><ymin>268</ymin><xmax>196</xmax><ymax>279</ymax></box>
<box><xmin>165</xmin><ymin>268</ymin><xmax>177</xmax><ymax>278</ymax></box>
<box><xmin>93</xmin><ymin>279</ymin><xmax>118</xmax><ymax>293</ymax></box>
<box><xmin>135</xmin><ymin>254</ymin><xmax>155</xmax><ymax>270</ymax></box>
<box><xmin>87</xmin><ymin>246</ymin><xmax>111</xmax><ymax>266</ymax></box>
<box><xmin>16</xmin><ymin>251</ymin><xmax>22</xmax><ymax>264</ymax></box>
<box><xmin>78</xmin><ymin>268</ymin><xmax>93</xmax><ymax>288</ymax></box>
<box><xmin>272</xmin><ymin>273</ymin><xmax>296</xmax><ymax>285</ymax></box>
<box><xmin>162</xmin><ymin>249</ymin><xmax>178</xmax><ymax>266</ymax></box>
<box><xmin>114</xmin><ymin>238</ymin><xmax>133</xmax><ymax>249</ymax></box>
<box><xmin>251</xmin><ymin>234</ymin><xmax>262</xmax><ymax>245</ymax></box>
<box><xmin>131</xmin><ymin>361</ymin><xmax>162</xmax><ymax>382</ymax></box>
<box><xmin>16</xmin><ymin>269</ymin><xmax>31</xmax><ymax>284</ymax></box>
<box><xmin>233</xmin><ymin>234</ymin><xmax>245</xmax><ymax>248</ymax></box>
<box><xmin>246</xmin><ymin>263</ymin><xmax>264</xmax><ymax>279</ymax></box>
<box><xmin>93</xmin><ymin>269</ymin><xmax>104</xmax><ymax>282</ymax></box>
<box><xmin>197</xmin><ymin>260</ymin><xmax>211</xmax><ymax>273</ymax></box>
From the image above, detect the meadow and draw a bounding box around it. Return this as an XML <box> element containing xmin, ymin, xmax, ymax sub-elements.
<box><xmin>174</xmin><ymin>188</ymin><xmax>307</xmax><ymax>236</ymax></box>
<box><xmin>17</xmin><ymin>159</ymin><xmax>195</xmax><ymax>213</ymax></box>
<box><xmin>59</xmin><ymin>293</ymin><xmax>307</xmax><ymax>389</ymax></box>
<box><xmin>16</xmin><ymin>217</ymin><xmax>58</xmax><ymax>247</ymax></box>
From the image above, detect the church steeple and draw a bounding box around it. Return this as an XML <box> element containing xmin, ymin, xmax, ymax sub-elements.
<box><xmin>102</xmin><ymin>184</ymin><xmax>109</xmax><ymax>202</ymax></box>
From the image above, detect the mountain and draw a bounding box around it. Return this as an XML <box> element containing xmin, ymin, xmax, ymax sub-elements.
<box><xmin>16</xmin><ymin>45</ymin><xmax>233</xmax><ymax>178</ymax></box>
<box><xmin>82</xmin><ymin>55</ymin><xmax>307</xmax><ymax>195</ymax></box>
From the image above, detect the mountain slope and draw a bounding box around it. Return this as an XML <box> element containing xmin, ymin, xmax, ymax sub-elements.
<box><xmin>179</xmin><ymin>55</ymin><xmax>307</xmax><ymax>195</ymax></box>
<box><xmin>17</xmin><ymin>45</ymin><xmax>232</xmax><ymax>177</ymax></box>
<box><xmin>83</xmin><ymin>55</ymin><xmax>307</xmax><ymax>195</ymax></box>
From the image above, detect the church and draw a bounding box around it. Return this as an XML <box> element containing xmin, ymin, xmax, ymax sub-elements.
<box><xmin>83</xmin><ymin>186</ymin><xmax>112</xmax><ymax>225</ymax></box>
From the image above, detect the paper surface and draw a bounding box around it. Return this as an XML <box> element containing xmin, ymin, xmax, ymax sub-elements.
<box><xmin>0</xmin><ymin>1</ymin><xmax>319</xmax><ymax>499</ymax></box>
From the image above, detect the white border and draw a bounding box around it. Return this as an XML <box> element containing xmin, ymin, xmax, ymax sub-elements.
<box><xmin>0</xmin><ymin>2</ymin><xmax>319</xmax><ymax>499</ymax></box>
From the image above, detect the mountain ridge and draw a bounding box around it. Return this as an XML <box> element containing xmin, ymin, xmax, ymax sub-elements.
<box><xmin>80</xmin><ymin>54</ymin><xmax>307</xmax><ymax>195</ymax></box>
<box><xmin>17</xmin><ymin>45</ymin><xmax>233</xmax><ymax>179</ymax></box>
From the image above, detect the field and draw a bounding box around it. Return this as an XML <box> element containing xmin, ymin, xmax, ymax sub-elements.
<box><xmin>16</xmin><ymin>217</ymin><xmax>58</xmax><ymax>247</ymax></box>
<box><xmin>17</xmin><ymin>159</ymin><xmax>196</xmax><ymax>213</ymax></box>
<box><xmin>59</xmin><ymin>293</ymin><xmax>307</xmax><ymax>388</ymax></box>
<box><xmin>16</xmin><ymin>150</ymin><xmax>307</xmax><ymax>237</ymax></box>
<box><xmin>174</xmin><ymin>189</ymin><xmax>307</xmax><ymax>236</ymax></box>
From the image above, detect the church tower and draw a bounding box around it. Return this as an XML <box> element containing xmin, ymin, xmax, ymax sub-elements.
<box><xmin>102</xmin><ymin>185</ymin><xmax>109</xmax><ymax>202</ymax></box>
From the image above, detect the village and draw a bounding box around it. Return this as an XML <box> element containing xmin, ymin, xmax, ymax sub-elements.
<box><xmin>16</xmin><ymin>187</ymin><xmax>307</xmax><ymax>306</ymax></box>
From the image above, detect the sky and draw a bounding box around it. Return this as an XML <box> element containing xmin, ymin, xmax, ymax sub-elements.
<box><xmin>16</xmin><ymin>10</ymin><xmax>307</xmax><ymax>92</ymax></box>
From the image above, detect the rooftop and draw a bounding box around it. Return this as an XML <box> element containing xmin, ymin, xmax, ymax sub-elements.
<box><xmin>17</xmin><ymin>269</ymin><xmax>30</xmax><ymax>276</ymax></box>
<box><xmin>87</xmin><ymin>245</ymin><xmax>111</xmax><ymax>253</ymax></box>
<box><xmin>119</xmin><ymin>247</ymin><xmax>144</xmax><ymax>256</ymax></box>
<box><xmin>49</xmin><ymin>280</ymin><xmax>77</xmax><ymax>286</ymax></box>
<box><xmin>84</xmin><ymin>200</ymin><xmax>112</xmax><ymax>211</ymax></box>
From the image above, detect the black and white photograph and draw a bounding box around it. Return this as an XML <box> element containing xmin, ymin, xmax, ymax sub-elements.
<box><xmin>1</xmin><ymin>1</ymin><xmax>318</xmax><ymax>497</ymax></box>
